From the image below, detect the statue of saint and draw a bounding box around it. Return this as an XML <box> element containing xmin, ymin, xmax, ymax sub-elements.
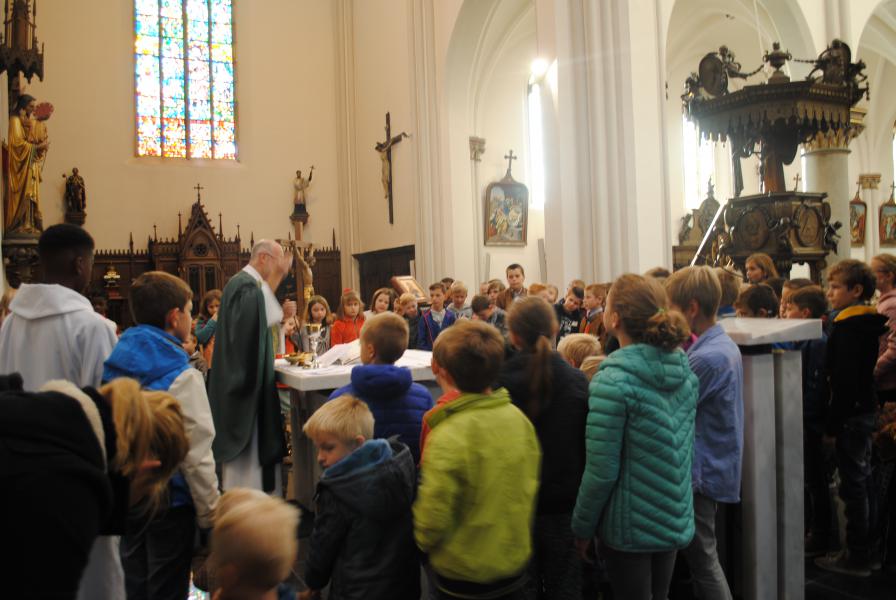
<box><xmin>293</xmin><ymin>166</ymin><xmax>314</xmax><ymax>207</ymax></box>
<box><xmin>63</xmin><ymin>167</ymin><xmax>86</xmax><ymax>212</ymax></box>
<box><xmin>3</xmin><ymin>94</ymin><xmax>50</xmax><ymax>235</ymax></box>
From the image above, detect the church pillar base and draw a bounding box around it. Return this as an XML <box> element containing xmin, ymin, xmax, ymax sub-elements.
<box><xmin>2</xmin><ymin>234</ymin><xmax>40</xmax><ymax>288</ymax></box>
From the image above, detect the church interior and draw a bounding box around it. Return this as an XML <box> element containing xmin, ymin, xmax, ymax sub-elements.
<box><xmin>3</xmin><ymin>1</ymin><xmax>896</xmax><ymax>599</ymax></box>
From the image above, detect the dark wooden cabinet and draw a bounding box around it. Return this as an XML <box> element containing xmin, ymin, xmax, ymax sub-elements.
<box><xmin>353</xmin><ymin>245</ymin><xmax>415</xmax><ymax>305</ymax></box>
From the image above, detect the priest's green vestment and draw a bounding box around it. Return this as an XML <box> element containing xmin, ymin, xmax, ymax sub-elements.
<box><xmin>209</xmin><ymin>270</ymin><xmax>286</xmax><ymax>491</ymax></box>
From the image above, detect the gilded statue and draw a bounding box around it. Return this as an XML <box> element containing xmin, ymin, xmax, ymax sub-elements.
<box><xmin>3</xmin><ymin>94</ymin><xmax>51</xmax><ymax>235</ymax></box>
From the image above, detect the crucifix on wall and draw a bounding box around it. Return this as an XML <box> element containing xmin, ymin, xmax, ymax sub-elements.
<box><xmin>375</xmin><ymin>112</ymin><xmax>409</xmax><ymax>224</ymax></box>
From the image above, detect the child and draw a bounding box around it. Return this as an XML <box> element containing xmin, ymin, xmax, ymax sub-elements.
<box><xmin>579</xmin><ymin>355</ymin><xmax>603</xmax><ymax>380</ymax></box>
<box><xmin>196</xmin><ymin>289</ymin><xmax>222</xmax><ymax>370</ymax></box>
<box><xmin>816</xmin><ymin>260</ymin><xmax>888</xmax><ymax>577</ymax></box>
<box><xmin>779</xmin><ymin>277</ymin><xmax>813</xmax><ymax>318</ymax></box>
<box><xmin>745</xmin><ymin>252</ymin><xmax>778</xmax><ymax>284</ymax></box>
<box><xmin>417</xmin><ymin>282</ymin><xmax>456</xmax><ymax>351</ymax></box>
<box><xmin>446</xmin><ymin>281</ymin><xmax>472</xmax><ymax>319</ymax></box>
<box><xmin>567</xmin><ymin>278</ymin><xmax>587</xmax><ymax>294</ymax></box>
<box><xmin>557</xmin><ymin>332</ymin><xmax>601</xmax><ymax>368</ymax></box>
<box><xmin>554</xmin><ymin>286</ymin><xmax>584</xmax><ymax>342</ymax></box>
<box><xmin>500</xmin><ymin>297</ymin><xmax>589</xmax><ymax>598</ymax></box>
<box><xmin>470</xmin><ymin>293</ymin><xmax>508</xmax><ymax>341</ymax></box>
<box><xmin>644</xmin><ymin>267</ymin><xmax>671</xmax><ymax>282</ymax></box>
<box><xmin>183</xmin><ymin>332</ymin><xmax>209</xmax><ymax>381</ymax></box>
<box><xmin>331</xmin><ymin>289</ymin><xmax>365</xmax><ymax>345</ymax></box>
<box><xmin>580</xmin><ymin>283</ymin><xmax>608</xmax><ymax>344</ymax></box>
<box><xmin>300</xmin><ymin>295</ymin><xmax>332</xmax><ymax>354</ymax></box>
<box><xmin>302</xmin><ymin>395</ymin><xmax>420</xmax><ymax>599</ymax></box>
<box><xmin>441</xmin><ymin>277</ymin><xmax>455</xmax><ymax>289</ymax></box>
<box><xmin>415</xmin><ymin>321</ymin><xmax>540</xmax><ymax>599</ymax></box>
<box><xmin>528</xmin><ymin>282</ymin><xmax>548</xmax><ymax>301</ymax></box>
<box><xmin>665</xmin><ymin>266</ymin><xmax>742</xmax><ymax>598</ymax></box>
<box><xmin>496</xmin><ymin>263</ymin><xmax>528</xmax><ymax>310</ymax></box>
<box><xmin>396</xmin><ymin>292</ymin><xmax>420</xmax><ymax>350</ymax></box>
<box><xmin>714</xmin><ymin>268</ymin><xmax>740</xmax><ymax>318</ymax></box>
<box><xmin>873</xmin><ymin>253</ymin><xmax>896</xmax><ymax>405</ymax></box>
<box><xmin>735</xmin><ymin>283</ymin><xmax>779</xmax><ymax>317</ymax></box>
<box><xmin>546</xmin><ymin>284</ymin><xmax>559</xmax><ymax>304</ymax></box>
<box><xmin>782</xmin><ymin>285</ymin><xmax>832</xmax><ymax>556</ymax></box>
<box><xmin>329</xmin><ymin>312</ymin><xmax>433</xmax><ymax>462</ymax></box>
<box><xmin>487</xmin><ymin>279</ymin><xmax>506</xmax><ymax>305</ymax></box>
<box><xmin>103</xmin><ymin>271</ymin><xmax>220</xmax><ymax>598</ymax></box>
<box><xmin>573</xmin><ymin>274</ymin><xmax>697</xmax><ymax>599</ymax></box>
<box><xmin>364</xmin><ymin>287</ymin><xmax>396</xmax><ymax>320</ymax></box>
<box><xmin>210</xmin><ymin>488</ymin><xmax>299</xmax><ymax>600</ymax></box>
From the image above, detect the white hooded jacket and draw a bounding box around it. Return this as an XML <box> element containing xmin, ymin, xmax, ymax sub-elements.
<box><xmin>0</xmin><ymin>283</ymin><xmax>118</xmax><ymax>390</ymax></box>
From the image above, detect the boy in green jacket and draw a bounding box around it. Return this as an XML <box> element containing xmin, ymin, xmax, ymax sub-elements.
<box><xmin>414</xmin><ymin>320</ymin><xmax>541</xmax><ymax>600</ymax></box>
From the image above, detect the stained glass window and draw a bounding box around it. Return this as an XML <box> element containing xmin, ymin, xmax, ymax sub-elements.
<box><xmin>135</xmin><ymin>0</ymin><xmax>236</xmax><ymax>159</ymax></box>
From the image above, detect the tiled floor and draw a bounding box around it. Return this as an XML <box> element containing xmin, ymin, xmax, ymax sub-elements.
<box><xmin>805</xmin><ymin>559</ymin><xmax>895</xmax><ymax>600</ymax></box>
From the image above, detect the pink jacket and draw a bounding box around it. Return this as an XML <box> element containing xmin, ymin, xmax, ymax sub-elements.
<box><xmin>875</xmin><ymin>289</ymin><xmax>896</xmax><ymax>390</ymax></box>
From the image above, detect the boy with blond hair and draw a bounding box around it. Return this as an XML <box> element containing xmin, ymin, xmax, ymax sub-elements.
<box><xmin>415</xmin><ymin>320</ymin><xmax>540</xmax><ymax>599</ymax></box>
<box><xmin>302</xmin><ymin>395</ymin><xmax>419</xmax><ymax>599</ymax></box>
<box><xmin>396</xmin><ymin>292</ymin><xmax>421</xmax><ymax>349</ymax></box>
<box><xmin>210</xmin><ymin>488</ymin><xmax>299</xmax><ymax>600</ymax></box>
<box><xmin>329</xmin><ymin>312</ymin><xmax>433</xmax><ymax>462</ymax></box>
<box><xmin>665</xmin><ymin>265</ymin><xmax>742</xmax><ymax>599</ymax></box>
<box><xmin>447</xmin><ymin>281</ymin><xmax>472</xmax><ymax>319</ymax></box>
<box><xmin>557</xmin><ymin>333</ymin><xmax>602</xmax><ymax>369</ymax></box>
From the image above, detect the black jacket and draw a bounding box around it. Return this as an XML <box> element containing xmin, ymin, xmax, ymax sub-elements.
<box><xmin>0</xmin><ymin>377</ymin><xmax>127</xmax><ymax>599</ymax></box>
<box><xmin>304</xmin><ymin>439</ymin><xmax>420</xmax><ymax>600</ymax></box>
<box><xmin>498</xmin><ymin>350</ymin><xmax>589</xmax><ymax>514</ymax></box>
<box><xmin>825</xmin><ymin>307</ymin><xmax>888</xmax><ymax>436</ymax></box>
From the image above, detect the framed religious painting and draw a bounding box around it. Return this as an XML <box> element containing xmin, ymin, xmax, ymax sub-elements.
<box><xmin>390</xmin><ymin>275</ymin><xmax>428</xmax><ymax>303</ymax></box>
<box><xmin>881</xmin><ymin>196</ymin><xmax>896</xmax><ymax>247</ymax></box>
<box><xmin>850</xmin><ymin>192</ymin><xmax>867</xmax><ymax>247</ymax></box>
<box><xmin>484</xmin><ymin>177</ymin><xmax>528</xmax><ymax>246</ymax></box>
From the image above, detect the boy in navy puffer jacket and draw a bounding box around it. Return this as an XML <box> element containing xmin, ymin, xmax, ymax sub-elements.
<box><xmin>329</xmin><ymin>312</ymin><xmax>433</xmax><ymax>463</ymax></box>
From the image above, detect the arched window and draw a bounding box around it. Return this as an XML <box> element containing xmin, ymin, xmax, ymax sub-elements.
<box><xmin>134</xmin><ymin>0</ymin><xmax>236</xmax><ymax>159</ymax></box>
<box><xmin>682</xmin><ymin>115</ymin><xmax>714</xmax><ymax>209</ymax></box>
<box><xmin>527</xmin><ymin>59</ymin><xmax>554</xmax><ymax>210</ymax></box>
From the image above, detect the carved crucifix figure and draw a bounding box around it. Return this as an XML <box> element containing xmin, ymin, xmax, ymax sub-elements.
<box><xmin>375</xmin><ymin>112</ymin><xmax>409</xmax><ymax>224</ymax></box>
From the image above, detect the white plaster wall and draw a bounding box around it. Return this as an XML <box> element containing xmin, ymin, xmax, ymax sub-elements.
<box><xmin>6</xmin><ymin>0</ymin><xmax>341</xmax><ymax>254</ymax></box>
<box><xmin>349</xmin><ymin>0</ymin><xmax>417</xmax><ymax>255</ymax></box>
<box><xmin>475</xmin><ymin>11</ymin><xmax>544</xmax><ymax>285</ymax></box>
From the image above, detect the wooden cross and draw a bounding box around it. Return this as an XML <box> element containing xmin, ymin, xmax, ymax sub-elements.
<box><xmin>194</xmin><ymin>183</ymin><xmax>204</xmax><ymax>201</ymax></box>
<box><xmin>504</xmin><ymin>150</ymin><xmax>517</xmax><ymax>178</ymax></box>
<box><xmin>792</xmin><ymin>173</ymin><xmax>801</xmax><ymax>192</ymax></box>
<box><xmin>375</xmin><ymin>112</ymin><xmax>409</xmax><ymax>224</ymax></box>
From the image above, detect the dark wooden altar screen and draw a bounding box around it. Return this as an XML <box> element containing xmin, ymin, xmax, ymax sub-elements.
<box><xmin>353</xmin><ymin>245</ymin><xmax>415</xmax><ymax>305</ymax></box>
<box><xmin>89</xmin><ymin>199</ymin><xmax>342</xmax><ymax>328</ymax></box>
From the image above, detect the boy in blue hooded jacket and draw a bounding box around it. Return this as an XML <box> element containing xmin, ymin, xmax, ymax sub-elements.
<box><xmin>329</xmin><ymin>312</ymin><xmax>433</xmax><ymax>463</ymax></box>
<box><xmin>103</xmin><ymin>271</ymin><xmax>220</xmax><ymax>600</ymax></box>
<box><xmin>300</xmin><ymin>395</ymin><xmax>419</xmax><ymax>600</ymax></box>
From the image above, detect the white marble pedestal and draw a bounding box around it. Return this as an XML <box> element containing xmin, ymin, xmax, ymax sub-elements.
<box><xmin>719</xmin><ymin>318</ymin><xmax>823</xmax><ymax>600</ymax></box>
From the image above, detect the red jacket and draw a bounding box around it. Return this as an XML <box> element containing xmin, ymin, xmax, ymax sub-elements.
<box><xmin>331</xmin><ymin>315</ymin><xmax>365</xmax><ymax>345</ymax></box>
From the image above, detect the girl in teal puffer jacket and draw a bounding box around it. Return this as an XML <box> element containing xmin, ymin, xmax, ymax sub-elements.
<box><xmin>572</xmin><ymin>274</ymin><xmax>698</xmax><ymax>600</ymax></box>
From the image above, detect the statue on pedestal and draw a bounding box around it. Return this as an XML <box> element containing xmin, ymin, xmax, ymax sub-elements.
<box><xmin>63</xmin><ymin>167</ymin><xmax>86</xmax><ymax>225</ymax></box>
<box><xmin>3</xmin><ymin>94</ymin><xmax>51</xmax><ymax>236</ymax></box>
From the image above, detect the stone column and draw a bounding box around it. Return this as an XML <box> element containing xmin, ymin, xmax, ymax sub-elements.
<box><xmin>469</xmin><ymin>136</ymin><xmax>486</xmax><ymax>283</ymax></box>
<box><xmin>801</xmin><ymin>108</ymin><xmax>865</xmax><ymax>272</ymax></box>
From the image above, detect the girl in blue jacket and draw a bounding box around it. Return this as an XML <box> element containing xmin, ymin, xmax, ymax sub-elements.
<box><xmin>572</xmin><ymin>274</ymin><xmax>698</xmax><ymax>600</ymax></box>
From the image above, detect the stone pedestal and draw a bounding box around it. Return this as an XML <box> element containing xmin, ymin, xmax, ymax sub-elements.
<box><xmin>720</xmin><ymin>317</ymin><xmax>822</xmax><ymax>600</ymax></box>
<box><xmin>2</xmin><ymin>234</ymin><xmax>40</xmax><ymax>287</ymax></box>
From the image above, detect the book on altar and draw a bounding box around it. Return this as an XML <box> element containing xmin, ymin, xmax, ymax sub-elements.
<box><xmin>318</xmin><ymin>340</ymin><xmax>362</xmax><ymax>367</ymax></box>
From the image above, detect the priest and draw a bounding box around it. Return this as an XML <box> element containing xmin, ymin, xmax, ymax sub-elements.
<box><xmin>209</xmin><ymin>239</ymin><xmax>293</xmax><ymax>493</ymax></box>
